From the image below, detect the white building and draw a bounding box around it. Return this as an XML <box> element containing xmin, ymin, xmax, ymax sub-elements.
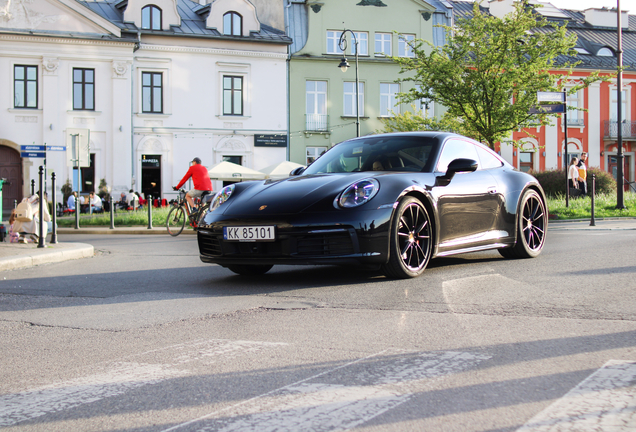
<box><xmin>0</xmin><ymin>0</ymin><xmax>290</xmax><ymax>216</ymax></box>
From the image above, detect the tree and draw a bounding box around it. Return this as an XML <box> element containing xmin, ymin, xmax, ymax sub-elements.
<box><xmin>393</xmin><ymin>1</ymin><xmax>604</xmax><ymax>149</ymax></box>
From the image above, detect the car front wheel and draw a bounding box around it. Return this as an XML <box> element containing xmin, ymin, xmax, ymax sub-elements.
<box><xmin>382</xmin><ymin>196</ymin><xmax>433</xmax><ymax>279</ymax></box>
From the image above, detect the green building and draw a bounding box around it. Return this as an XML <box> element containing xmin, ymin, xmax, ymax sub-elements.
<box><xmin>286</xmin><ymin>0</ymin><xmax>452</xmax><ymax>165</ymax></box>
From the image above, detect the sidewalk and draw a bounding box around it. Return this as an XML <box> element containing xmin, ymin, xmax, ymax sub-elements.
<box><xmin>1</xmin><ymin>218</ymin><xmax>634</xmax><ymax>272</ymax></box>
<box><xmin>548</xmin><ymin>217</ymin><xmax>636</xmax><ymax>231</ymax></box>
<box><xmin>0</xmin><ymin>241</ymin><xmax>94</xmax><ymax>272</ymax></box>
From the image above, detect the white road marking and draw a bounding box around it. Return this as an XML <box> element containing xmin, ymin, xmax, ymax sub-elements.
<box><xmin>0</xmin><ymin>339</ymin><xmax>286</xmax><ymax>428</ymax></box>
<box><xmin>518</xmin><ymin>360</ymin><xmax>636</xmax><ymax>432</ymax></box>
<box><xmin>163</xmin><ymin>350</ymin><xmax>490</xmax><ymax>432</ymax></box>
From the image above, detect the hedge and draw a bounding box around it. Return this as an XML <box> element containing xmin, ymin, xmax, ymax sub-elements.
<box><xmin>531</xmin><ymin>167</ymin><xmax>616</xmax><ymax>197</ymax></box>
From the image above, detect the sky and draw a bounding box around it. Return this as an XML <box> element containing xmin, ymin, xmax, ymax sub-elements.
<box><xmin>544</xmin><ymin>0</ymin><xmax>634</xmax><ymax>13</ymax></box>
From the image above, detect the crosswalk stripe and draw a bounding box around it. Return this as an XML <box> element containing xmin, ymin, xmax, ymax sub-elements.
<box><xmin>0</xmin><ymin>339</ymin><xmax>286</xmax><ymax>428</ymax></box>
<box><xmin>517</xmin><ymin>360</ymin><xmax>636</xmax><ymax>432</ymax></box>
<box><xmin>163</xmin><ymin>350</ymin><xmax>490</xmax><ymax>432</ymax></box>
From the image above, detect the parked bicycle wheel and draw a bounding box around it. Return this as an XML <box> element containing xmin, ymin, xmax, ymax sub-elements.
<box><xmin>166</xmin><ymin>206</ymin><xmax>186</xmax><ymax>236</ymax></box>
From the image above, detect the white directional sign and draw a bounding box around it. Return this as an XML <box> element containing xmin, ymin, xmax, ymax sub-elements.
<box><xmin>65</xmin><ymin>128</ymin><xmax>90</xmax><ymax>168</ymax></box>
<box><xmin>537</xmin><ymin>91</ymin><xmax>565</xmax><ymax>102</ymax></box>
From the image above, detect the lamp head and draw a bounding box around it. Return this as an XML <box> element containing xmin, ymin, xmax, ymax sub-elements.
<box><xmin>338</xmin><ymin>57</ymin><xmax>350</xmax><ymax>72</ymax></box>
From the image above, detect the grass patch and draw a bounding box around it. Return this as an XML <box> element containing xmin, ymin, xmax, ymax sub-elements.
<box><xmin>56</xmin><ymin>207</ymin><xmax>173</xmax><ymax>227</ymax></box>
<box><xmin>547</xmin><ymin>193</ymin><xmax>636</xmax><ymax>220</ymax></box>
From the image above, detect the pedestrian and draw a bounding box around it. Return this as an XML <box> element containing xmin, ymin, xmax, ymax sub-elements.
<box><xmin>568</xmin><ymin>156</ymin><xmax>581</xmax><ymax>197</ymax></box>
<box><xmin>577</xmin><ymin>152</ymin><xmax>588</xmax><ymax>196</ymax></box>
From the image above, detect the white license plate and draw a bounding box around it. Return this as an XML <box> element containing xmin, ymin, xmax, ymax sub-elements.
<box><xmin>223</xmin><ymin>226</ymin><xmax>276</xmax><ymax>242</ymax></box>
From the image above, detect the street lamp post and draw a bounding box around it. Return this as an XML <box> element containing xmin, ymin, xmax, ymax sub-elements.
<box><xmin>338</xmin><ymin>30</ymin><xmax>360</xmax><ymax>137</ymax></box>
<box><xmin>616</xmin><ymin>0</ymin><xmax>626</xmax><ymax>209</ymax></box>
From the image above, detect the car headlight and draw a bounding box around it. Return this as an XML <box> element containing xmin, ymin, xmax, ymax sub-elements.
<box><xmin>337</xmin><ymin>178</ymin><xmax>379</xmax><ymax>208</ymax></box>
<box><xmin>210</xmin><ymin>184</ymin><xmax>235</xmax><ymax>210</ymax></box>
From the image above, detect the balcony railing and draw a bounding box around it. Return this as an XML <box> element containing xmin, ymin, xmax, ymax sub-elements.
<box><xmin>604</xmin><ymin>120</ymin><xmax>636</xmax><ymax>139</ymax></box>
<box><xmin>305</xmin><ymin>114</ymin><xmax>329</xmax><ymax>132</ymax></box>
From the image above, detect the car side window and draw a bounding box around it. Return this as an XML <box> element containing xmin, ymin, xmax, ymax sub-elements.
<box><xmin>476</xmin><ymin>146</ymin><xmax>504</xmax><ymax>170</ymax></box>
<box><xmin>436</xmin><ymin>139</ymin><xmax>480</xmax><ymax>173</ymax></box>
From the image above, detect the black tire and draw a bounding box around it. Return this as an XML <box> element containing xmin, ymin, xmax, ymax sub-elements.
<box><xmin>499</xmin><ymin>189</ymin><xmax>547</xmax><ymax>259</ymax></box>
<box><xmin>382</xmin><ymin>196</ymin><xmax>433</xmax><ymax>279</ymax></box>
<box><xmin>226</xmin><ymin>264</ymin><xmax>273</xmax><ymax>276</ymax></box>
<box><xmin>166</xmin><ymin>206</ymin><xmax>186</xmax><ymax>237</ymax></box>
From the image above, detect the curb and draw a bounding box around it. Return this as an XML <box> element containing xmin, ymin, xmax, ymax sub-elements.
<box><xmin>0</xmin><ymin>243</ymin><xmax>95</xmax><ymax>272</ymax></box>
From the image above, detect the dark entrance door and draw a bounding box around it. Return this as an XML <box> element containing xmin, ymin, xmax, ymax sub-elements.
<box><xmin>609</xmin><ymin>155</ymin><xmax>632</xmax><ymax>192</ymax></box>
<box><xmin>141</xmin><ymin>154</ymin><xmax>161</xmax><ymax>199</ymax></box>
<box><xmin>0</xmin><ymin>145</ymin><xmax>23</xmax><ymax>219</ymax></box>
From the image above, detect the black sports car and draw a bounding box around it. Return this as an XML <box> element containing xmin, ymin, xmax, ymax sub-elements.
<box><xmin>197</xmin><ymin>132</ymin><xmax>547</xmax><ymax>278</ymax></box>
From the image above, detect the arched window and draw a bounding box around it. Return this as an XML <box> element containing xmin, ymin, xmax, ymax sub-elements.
<box><xmin>223</xmin><ymin>12</ymin><xmax>242</xmax><ymax>36</ymax></box>
<box><xmin>597</xmin><ymin>47</ymin><xmax>614</xmax><ymax>57</ymax></box>
<box><xmin>141</xmin><ymin>5</ymin><xmax>162</xmax><ymax>30</ymax></box>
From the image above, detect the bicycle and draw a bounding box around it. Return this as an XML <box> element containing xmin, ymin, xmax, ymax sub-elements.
<box><xmin>166</xmin><ymin>188</ymin><xmax>212</xmax><ymax>236</ymax></box>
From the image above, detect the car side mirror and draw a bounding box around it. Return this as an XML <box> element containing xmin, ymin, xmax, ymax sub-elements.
<box><xmin>290</xmin><ymin>166</ymin><xmax>305</xmax><ymax>176</ymax></box>
<box><xmin>435</xmin><ymin>158</ymin><xmax>478</xmax><ymax>186</ymax></box>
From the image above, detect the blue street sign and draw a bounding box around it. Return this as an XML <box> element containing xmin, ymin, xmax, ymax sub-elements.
<box><xmin>46</xmin><ymin>146</ymin><xmax>66</xmax><ymax>151</ymax></box>
<box><xmin>537</xmin><ymin>91</ymin><xmax>565</xmax><ymax>102</ymax></box>
<box><xmin>20</xmin><ymin>145</ymin><xmax>45</xmax><ymax>152</ymax></box>
<box><xmin>21</xmin><ymin>152</ymin><xmax>46</xmax><ymax>158</ymax></box>
<box><xmin>529</xmin><ymin>104</ymin><xmax>565</xmax><ymax>114</ymax></box>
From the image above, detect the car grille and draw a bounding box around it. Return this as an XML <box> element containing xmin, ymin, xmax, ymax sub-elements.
<box><xmin>296</xmin><ymin>232</ymin><xmax>355</xmax><ymax>256</ymax></box>
<box><xmin>198</xmin><ymin>232</ymin><xmax>222</xmax><ymax>256</ymax></box>
<box><xmin>198</xmin><ymin>228</ymin><xmax>357</xmax><ymax>258</ymax></box>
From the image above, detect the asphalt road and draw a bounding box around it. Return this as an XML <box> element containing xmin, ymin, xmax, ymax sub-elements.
<box><xmin>0</xmin><ymin>230</ymin><xmax>635</xmax><ymax>431</ymax></box>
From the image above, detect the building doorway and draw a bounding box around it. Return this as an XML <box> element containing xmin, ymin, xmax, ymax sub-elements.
<box><xmin>141</xmin><ymin>154</ymin><xmax>161</xmax><ymax>199</ymax></box>
<box><xmin>0</xmin><ymin>145</ymin><xmax>23</xmax><ymax>219</ymax></box>
<box><xmin>609</xmin><ymin>155</ymin><xmax>633</xmax><ymax>192</ymax></box>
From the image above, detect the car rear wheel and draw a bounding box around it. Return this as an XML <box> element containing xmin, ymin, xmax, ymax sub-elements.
<box><xmin>382</xmin><ymin>196</ymin><xmax>433</xmax><ymax>279</ymax></box>
<box><xmin>226</xmin><ymin>264</ymin><xmax>273</xmax><ymax>276</ymax></box>
<box><xmin>499</xmin><ymin>189</ymin><xmax>546</xmax><ymax>259</ymax></box>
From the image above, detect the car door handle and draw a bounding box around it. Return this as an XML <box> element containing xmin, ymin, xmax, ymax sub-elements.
<box><xmin>487</xmin><ymin>186</ymin><xmax>497</xmax><ymax>194</ymax></box>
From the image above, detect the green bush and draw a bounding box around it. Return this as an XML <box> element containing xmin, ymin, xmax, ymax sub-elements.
<box><xmin>532</xmin><ymin>168</ymin><xmax>616</xmax><ymax>197</ymax></box>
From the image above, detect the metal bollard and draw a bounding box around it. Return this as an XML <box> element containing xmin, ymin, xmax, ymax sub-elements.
<box><xmin>51</xmin><ymin>172</ymin><xmax>58</xmax><ymax>244</ymax></box>
<box><xmin>590</xmin><ymin>174</ymin><xmax>596</xmax><ymax>227</ymax></box>
<box><xmin>38</xmin><ymin>167</ymin><xmax>44</xmax><ymax>248</ymax></box>
<box><xmin>31</xmin><ymin>179</ymin><xmax>35</xmax><ymax>196</ymax></box>
<box><xmin>147</xmin><ymin>195</ymin><xmax>153</xmax><ymax>229</ymax></box>
<box><xmin>14</xmin><ymin>199</ymin><xmax>17</xmax><ymax>209</ymax></box>
<box><xmin>109</xmin><ymin>196</ymin><xmax>115</xmax><ymax>229</ymax></box>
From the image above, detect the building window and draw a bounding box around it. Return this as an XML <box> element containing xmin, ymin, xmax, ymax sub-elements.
<box><xmin>223</xmin><ymin>11</ymin><xmax>242</xmax><ymax>36</ymax></box>
<box><xmin>306</xmin><ymin>147</ymin><xmax>327</xmax><ymax>165</ymax></box>
<box><xmin>73</xmin><ymin>68</ymin><xmax>95</xmax><ymax>111</ymax></box>
<box><xmin>142</xmin><ymin>72</ymin><xmax>163</xmax><ymax>113</ymax></box>
<box><xmin>352</xmin><ymin>32</ymin><xmax>368</xmax><ymax>56</ymax></box>
<box><xmin>566</xmin><ymin>89</ymin><xmax>583</xmax><ymax>126</ymax></box>
<box><xmin>223</xmin><ymin>155</ymin><xmax>242</xmax><ymax>165</ymax></box>
<box><xmin>223</xmin><ymin>76</ymin><xmax>243</xmax><ymax>116</ymax></box>
<box><xmin>380</xmin><ymin>83</ymin><xmax>399</xmax><ymax>116</ymax></box>
<box><xmin>141</xmin><ymin>5</ymin><xmax>162</xmax><ymax>30</ymax></box>
<box><xmin>375</xmin><ymin>32</ymin><xmax>391</xmax><ymax>56</ymax></box>
<box><xmin>327</xmin><ymin>30</ymin><xmax>344</xmax><ymax>54</ymax></box>
<box><xmin>611</xmin><ymin>89</ymin><xmax>627</xmax><ymax>122</ymax></box>
<box><xmin>398</xmin><ymin>34</ymin><xmax>415</xmax><ymax>57</ymax></box>
<box><xmin>597</xmin><ymin>47</ymin><xmax>614</xmax><ymax>57</ymax></box>
<box><xmin>306</xmin><ymin>80</ymin><xmax>327</xmax><ymax>131</ymax></box>
<box><xmin>343</xmin><ymin>82</ymin><xmax>364</xmax><ymax>117</ymax></box>
<box><xmin>14</xmin><ymin>65</ymin><xmax>37</xmax><ymax>108</ymax></box>
<box><xmin>519</xmin><ymin>152</ymin><xmax>534</xmax><ymax>173</ymax></box>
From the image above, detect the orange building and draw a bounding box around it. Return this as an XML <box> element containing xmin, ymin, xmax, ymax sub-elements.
<box><xmin>454</xmin><ymin>1</ymin><xmax>636</xmax><ymax>190</ymax></box>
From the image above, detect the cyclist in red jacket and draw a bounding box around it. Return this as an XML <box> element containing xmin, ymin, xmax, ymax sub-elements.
<box><xmin>174</xmin><ymin>157</ymin><xmax>213</xmax><ymax>210</ymax></box>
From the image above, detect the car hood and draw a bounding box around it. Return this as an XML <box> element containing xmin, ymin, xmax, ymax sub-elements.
<box><xmin>221</xmin><ymin>173</ymin><xmax>379</xmax><ymax>215</ymax></box>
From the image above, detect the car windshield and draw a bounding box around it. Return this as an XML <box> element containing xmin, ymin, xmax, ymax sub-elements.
<box><xmin>303</xmin><ymin>135</ymin><xmax>438</xmax><ymax>175</ymax></box>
